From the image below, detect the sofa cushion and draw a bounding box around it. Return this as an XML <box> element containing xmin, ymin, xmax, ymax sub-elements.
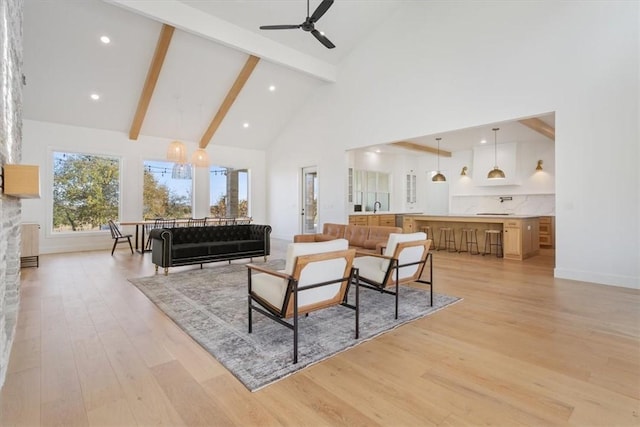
<box><xmin>172</xmin><ymin>242</ymin><xmax>212</xmax><ymax>259</ymax></box>
<box><xmin>322</xmin><ymin>223</ymin><xmax>346</xmax><ymax>238</ymax></box>
<box><xmin>362</xmin><ymin>239</ymin><xmax>380</xmax><ymax>250</ymax></box>
<box><xmin>238</xmin><ymin>240</ymin><xmax>264</xmax><ymax>252</ymax></box>
<box><xmin>344</xmin><ymin>225</ymin><xmax>369</xmax><ymax>247</ymax></box>
<box><xmin>368</xmin><ymin>225</ymin><xmax>403</xmax><ymax>241</ymax></box>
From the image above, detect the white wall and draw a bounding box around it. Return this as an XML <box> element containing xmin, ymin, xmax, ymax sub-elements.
<box><xmin>266</xmin><ymin>1</ymin><xmax>639</xmax><ymax>288</ymax></box>
<box><xmin>21</xmin><ymin>120</ymin><xmax>267</xmax><ymax>254</ymax></box>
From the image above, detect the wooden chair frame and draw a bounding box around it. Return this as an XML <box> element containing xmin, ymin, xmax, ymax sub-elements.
<box><xmin>247</xmin><ymin>249</ymin><xmax>359</xmax><ymax>364</ymax></box>
<box><xmin>355</xmin><ymin>239</ymin><xmax>432</xmax><ymax>319</ymax></box>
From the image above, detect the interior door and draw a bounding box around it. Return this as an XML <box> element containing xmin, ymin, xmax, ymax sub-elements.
<box><xmin>301</xmin><ymin>166</ymin><xmax>318</xmax><ymax>234</ymax></box>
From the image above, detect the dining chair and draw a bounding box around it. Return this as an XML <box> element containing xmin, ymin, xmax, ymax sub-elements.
<box><xmin>108</xmin><ymin>220</ymin><xmax>133</xmax><ymax>255</ymax></box>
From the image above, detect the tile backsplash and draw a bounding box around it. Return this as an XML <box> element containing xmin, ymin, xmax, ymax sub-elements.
<box><xmin>450</xmin><ymin>194</ymin><xmax>555</xmax><ymax>216</ymax></box>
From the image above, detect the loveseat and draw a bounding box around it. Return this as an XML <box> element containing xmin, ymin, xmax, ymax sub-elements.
<box><xmin>293</xmin><ymin>223</ymin><xmax>402</xmax><ymax>254</ymax></box>
<box><xmin>150</xmin><ymin>224</ymin><xmax>272</xmax><ymax>275</ymax></box>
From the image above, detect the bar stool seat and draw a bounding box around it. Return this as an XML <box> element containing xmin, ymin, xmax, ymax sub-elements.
<box><xmin>437</xmin><ymin>227</ymin><xmax>457</xmax><ymax>252</ymax></box>
<box><xmin>459</xmin><ymin>228</ymin><xmax>480</xmax><ymax>255</ymax></box>
<box><xmin>483</xmin><ymin>229</ymin><xmax>503</xmax><ymax>258</ymax></box>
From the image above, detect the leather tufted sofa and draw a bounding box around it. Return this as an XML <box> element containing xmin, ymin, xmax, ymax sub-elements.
<box><xmin>150</xmin><ymin>224</ymin><xmax>272</xmax><ymax>275</ymax></box>
<box><xmin>293</xmin><ymin>223</ymin><xmax>402</xmax><ymax>254</ymax></box>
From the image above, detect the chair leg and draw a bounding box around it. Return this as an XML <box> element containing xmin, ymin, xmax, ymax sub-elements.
<box><xmin>111</xmin><ymin>239</ymin><xmax>118</xmax><ymax>256</ymax></box>
<box><xmin>127</xmin><ymin>237</ymin><xmax>133</xmax><ymax>254</ymax></box>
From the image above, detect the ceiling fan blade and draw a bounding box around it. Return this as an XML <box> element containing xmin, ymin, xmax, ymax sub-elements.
<box><xmin>311</xmin><ymin>29</ymin><xmax>335</xmax><ymax>49</ymax></box>
<box><xmin>259</xmin><ymin>24</ymin><xmax>301</xmax><ymax>30</ymax></box>
<box><xmin>309</xmin><ymin>0</ymin><xmax>334</xmax><ymax>23</ymax></box>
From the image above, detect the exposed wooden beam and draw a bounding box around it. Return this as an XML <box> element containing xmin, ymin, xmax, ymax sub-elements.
<box><xmin>391</xmin><ymin>141</ymin><xmax>452</xmax><ymax>157</ymax></box>
<box><xmin>518</xmin><ymin>118</ymin><xmax>555</xmax><ymax>141</ymax></box>
<box><xmin>199</xmin><ymin>55</ymin><xmax>260</xmax><ymax>149</ymax></box>
<box><xmin>129</xmin><ymin>24</ymin><xmax>175</xmax><ymax>140</ymax></box>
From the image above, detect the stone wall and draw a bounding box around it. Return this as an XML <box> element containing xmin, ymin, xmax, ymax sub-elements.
<box><xmin>0</xmin><ymin>0</ymin><xmax>23</xmax><ymax>389</ymax></box>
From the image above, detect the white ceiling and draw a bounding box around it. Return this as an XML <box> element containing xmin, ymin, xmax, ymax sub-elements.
<box><xmin>22</xmin><ymin>0</ymin><xmax>553</xmax><ymax>154</ymax></box>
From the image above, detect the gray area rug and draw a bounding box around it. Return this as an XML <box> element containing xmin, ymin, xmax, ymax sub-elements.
<box><xmin>128</xmin><ymin>259</ymin><xmax>461</xmax><ymax>391</ymax></box>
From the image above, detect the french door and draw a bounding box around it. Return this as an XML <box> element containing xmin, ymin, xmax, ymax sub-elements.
<box><xmin>301</xmin><ymin>166</ymin><xmax>318</xmax><ymax>234</ymax></box>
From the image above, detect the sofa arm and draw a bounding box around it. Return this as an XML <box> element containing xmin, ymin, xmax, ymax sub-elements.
<box><xmin>293</xmin><ymin>234</ymin><xmax>317</xmax><ymax>243</ymax></box>
<box><xmin>150</xmin><ymin>228</ymin><xmax>173</xmax><ymax>268</ymax></box>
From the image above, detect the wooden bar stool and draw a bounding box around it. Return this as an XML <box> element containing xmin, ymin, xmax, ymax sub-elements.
<box><xmin>419</xmin><ymin>226</ymin><xmax>432</xmax><ymax>240</ymax></box>
<box><xmin>459</xmin><ymin>228</ymin><xmax>480</xmax><ymax>255</ymax></box>
<box><xmin>437</xmin><ymin>227</ymin><xmax>457</xmax><ymax>252</ymax></box>
<box><xmin>483</xmin><ymin>229</ymin><xmax>503</xmax><ymax>258</ymax></box>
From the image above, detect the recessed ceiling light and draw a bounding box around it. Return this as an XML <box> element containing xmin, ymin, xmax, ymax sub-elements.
<box><xmin>100</xmin><ymin>35</ymin><xmax>110</xmax><ymax>44</ymax></box>
<box><xmin>243</xmin><ymin>122</ymin><xmax>250</xmax><ymax>128</ymax></box>
<box><xmin>90</xmin><ymin>93</ymin><xmax>100</xmax><ymax>101</ymax></box>
<box><xmin>375</xmin><ymin>149</ymin><xmax>381</xmax><ymax>153</ymax></box>
<box><xmin>268</xmin><ymin>85</ymin><xmax>276</xmax><ymax>92</ymax></box>
<box><xmin>480</xmin><ymin>139</ymin><xmax>487</xmax><ymax>144</ymax></box>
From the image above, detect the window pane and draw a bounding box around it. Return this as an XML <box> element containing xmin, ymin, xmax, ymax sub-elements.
<box><xmin>52</xmin><ymin>151</ymin><xmax>120</xmax><ymax>232</ymax></box>
<box><xmin>143</xmin><ymin>160</ymin><xmax>192</xmax><ymax>219</ymax></box>
<box><xmin>209</xmin><ymin>166</ymin><xmax>249</xmax><ymax>218</ymax></box>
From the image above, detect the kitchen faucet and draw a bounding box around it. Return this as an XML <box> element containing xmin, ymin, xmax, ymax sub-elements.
<box><xmin>373</xmin><ymin>201</ymin><xmax>381</xmax><ymax>213</ymax></box>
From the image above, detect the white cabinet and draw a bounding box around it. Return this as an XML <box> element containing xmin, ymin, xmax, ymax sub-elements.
<box><xmin>472</xmin><ymin>142</ymin><xmax>519</xmax><ymax>186</ymax></box>
<box><xmin>20</xmin><ymin>223</ymin><xmax>40</xmax><ymax>268</ymax></box>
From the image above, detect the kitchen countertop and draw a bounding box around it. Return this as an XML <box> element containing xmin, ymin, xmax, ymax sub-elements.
<box><xmin>350</xmin><ymin>212</ymin><xmax>422</xmax><ymax>215</ymax></box>
<box><xmin>404</xmin><ymin>214</ymin><xmax>541</xmax><ymax>220</ymax></box>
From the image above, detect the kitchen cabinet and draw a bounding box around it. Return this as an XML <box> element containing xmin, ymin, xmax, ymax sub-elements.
<box><xmin>403</xmin><ymin>215</ymin><xmax>539</xmax><ymax>261</ymax></box>
<box><xmin>504</xmin><ymin>218</ymin><xmax>539</xmax><ymax>260</ymax></box>
<box><xmin>503</xmin><ymin>220</ymin><xmax>522</xmax><ymax>258</ymax></box>
<box><xmin>348</xmin><ymin>215</ymin><xmax>368</xmax><ymax>226</ymax></box>
<box><xmin>539</xmin><ymin>216</ymin><xmax>554</xmax><ymax>248</ymax></box>
<box><xmin>349</xmin><ymin>214</ymin><xmax>397</xmax><ymax>227</ymax></box>
<box><xmin>21</xmin><ymin>223</ymin><xmax>40</xmax><ymax>268</ymax></box>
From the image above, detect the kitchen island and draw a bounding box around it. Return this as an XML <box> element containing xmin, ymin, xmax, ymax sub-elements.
<box><xmin>403</xmin><ymin>214</ymin><xmax>540</xmax><ymax>260</ymax></box>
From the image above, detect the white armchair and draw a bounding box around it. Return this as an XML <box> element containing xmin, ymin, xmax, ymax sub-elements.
<box><xmin>353</xmin><ymin>232</ymin><xmax>432</xmax><ymax>319</ymax></box>
<box><xmin>247</xmin><ymin>239</ymin><xmax>359</xmax><ymax>364</ymax></box>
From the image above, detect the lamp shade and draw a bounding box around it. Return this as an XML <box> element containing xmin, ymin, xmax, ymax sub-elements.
<box><xmin>171</xmin><ymin>163</ymin><xmax>192</xmax><ymax>179</ymax></box>
<box><xmin>166</xmin><ymin>140</ymin><xmax>187</xmax><ymax>163</ymax></box>
<box><xmin>487</xmin><ymin>167</ymin><xmax>506</xmax><ymax>179</ymax></box>
<box><xmin>3</xmin><ymin>164</ymin><xmax>41</xmax><ymax>198</ymax></box>
<box><xmin>432</xmin><ymin>172</ymin><xmax>446</xmax><ymax>182</ymax></box>
<box><xmin>191</xmin><ymin>148</ymin><xmax>210</xmax><ymax>168</ymax></box>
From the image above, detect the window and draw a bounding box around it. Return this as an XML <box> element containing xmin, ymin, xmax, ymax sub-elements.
<box><xmin>354</xmin><ymin>170</ymin><xmax>390</xmax><ymax>212</ymax></box>
<box><xmin>52</xmin><ymin>151</ymin><xmax>120</xmax><ymax>232</ymax></box>
<box><xmin>209</xmin><ymin>166</ymin><xmax>249</xmax><ymax>217</ymax></box>
<box><xmin>143</xmin><ymin>160</ymin><xmax>192</xmax><ymax>219</ymax></box>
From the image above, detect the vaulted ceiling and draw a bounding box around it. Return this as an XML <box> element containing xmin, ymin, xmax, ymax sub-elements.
<box><xmin>22</xmin><ymin>0</ymin><xmax>403</xmax><ymax>151</ymax></box>
<box><xmin>22</xmin><ymin>0</ymin><xmax>554</xmax><ymax>154</ymax></box>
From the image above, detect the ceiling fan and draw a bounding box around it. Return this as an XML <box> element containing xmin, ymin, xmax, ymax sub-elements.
<box><xmin>259</xmin><ymin>0</ymin><xmax>336</xmax><ymax>49</ymax></box>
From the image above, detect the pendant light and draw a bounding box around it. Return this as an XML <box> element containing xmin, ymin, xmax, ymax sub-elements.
<box><xmin>191</xmin><ymin>148</ymin><xmax>210</xmax><ymax>168</ymax></box>
<box><xmin>432</xmin><ymin>137</ymin><xmax>446</xmax><ymax>182</ymax></box>
<box><xmin>171</xmin><ymin>162</ymin><xmax>192</xmax><ymax>179</ymax></box>
<box><xmin>487</xmin><ymin>127</ymin><xmax>505</xmax><ymax>179</ymax></box>
<box><xmin>166</xmin><ymin>140</ymin><xmax>187</xmax><ymax>163</ymax></box>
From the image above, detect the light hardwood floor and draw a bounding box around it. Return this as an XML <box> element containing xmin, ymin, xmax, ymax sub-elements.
<box><xmin>1</xmin><ymin>240</ymin><xmax>638</xmax><ymax>426</ymax></box>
